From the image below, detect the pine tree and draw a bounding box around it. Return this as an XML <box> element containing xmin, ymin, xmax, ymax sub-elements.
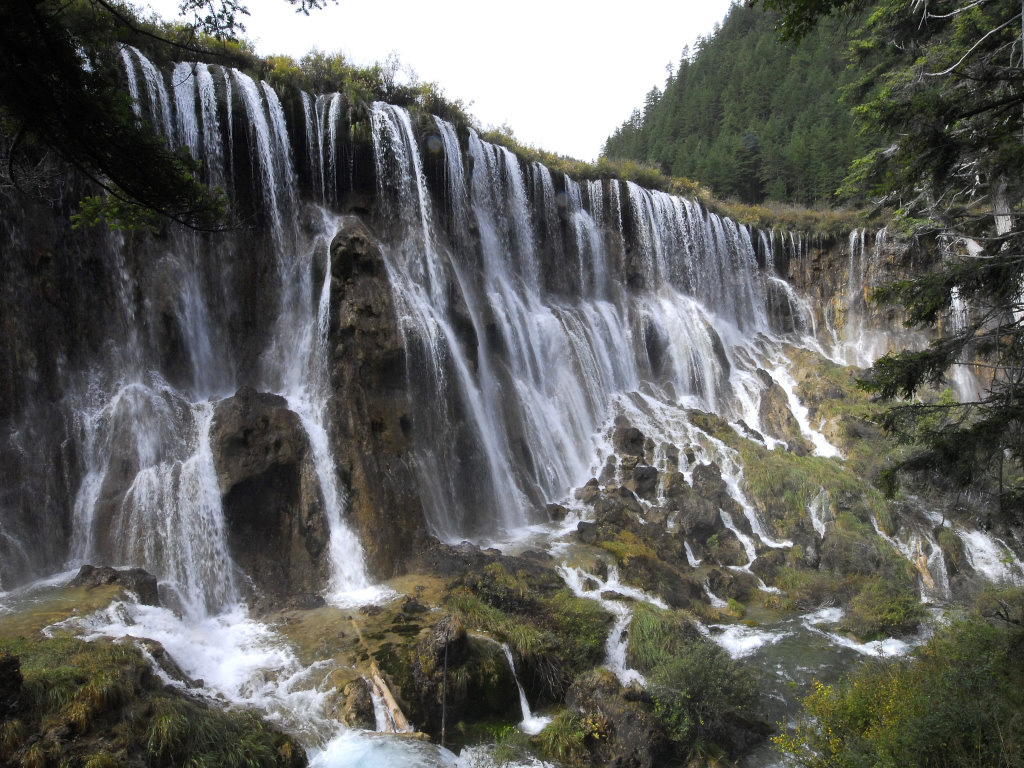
<box><xmin>758</xmin><ymin>0</ymin><xmax>1024</xmax><ymax>523</ymax></box>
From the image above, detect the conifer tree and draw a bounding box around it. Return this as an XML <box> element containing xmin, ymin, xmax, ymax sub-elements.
<box><xmin>758</xmin><ymin>0</ymin><xmax>1024</xmax><ymax>523</ymax></box>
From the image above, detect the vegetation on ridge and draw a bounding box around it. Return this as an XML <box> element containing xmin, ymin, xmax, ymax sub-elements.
<box><xmin>0</xmin><ymin>634</ymin><xmax>304</xmax><ymax>768</ymax></box>
<box><xmin>776</xmin><ymin>609</ymin><xmax>1024</xmax><ymax>768</ymax></box>
<box><xmin>603</xmin><ymin>3</ymin><xmax>870</xmax><ymax>206</ymax></box>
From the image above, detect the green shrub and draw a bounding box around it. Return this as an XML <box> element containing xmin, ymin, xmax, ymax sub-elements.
<box><xmin>627</xmin><ymin>604</ymin><xmax>760</xmax><ymax>756</ymax></box>
<box><xmin>534</xmin><ymin>711</ymin><xmax>589</xmax><ymax>766</ymax></box>
<box><xmin>0</xmin><ymin>635</ymin><xmax>303</xmax><ymax>768</ymax></box>
<box><xmin>446</xmin><ymin>575</ymin><xmax>608</xmax><ymax>702</ymax></box>
<box><xmin>844</xmin><ymin>577</ymin><xmax>925</xmax><ymax>640</ymax></box>
<box><xmin>776</xmin><ymin>618</ymin><xmax>1024</xmax><ymax>768</ymax></box>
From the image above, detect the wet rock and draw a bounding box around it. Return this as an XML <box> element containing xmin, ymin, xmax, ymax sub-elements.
<box><xmin>599</xmin><ymin>457</ymin><xmax>618</xmax><ymax>484</ymax></box>
<box><xmin>704</xmin><ymin>528</ymin><xmax>749</xmax><ymax>568</ymax></box>
<box><xmin>211</xmin><ymin>387</ymin><xmax>330</xmax><ymax>612</ymax></box>
<box><xmin>0</xmin><ymin>653</ymin><xmax>22</xmax><ymax>717</ymax></box>
<box><xmin>546</xmin><ymin>502</ymin><xmax>569</xmax><ymax>521</ymax></box>
<box><xmin>662</xmin><ymin>471</ymin><xmax>690</xmax><ymax>501</ymax></box>
<box><xmin>644</xmin><ymin>506</ymin><xmax>668</xmax><ymax>527</ymax></box>
<box><xmin>137</xmin><ymin>638</ymin><xmax>202</xmax><ymax>688</ymax></box>
<box><xmin>735</xmin><ymin>419</ymin><xmax>766</xmax><ymax>443</ymax></box>
<box><xmin>402</xmin><ymin>597</ymin><xmax>429</xmax><ymax>614</ymax></box>
<box><xmin>594</xmin><ymin>487</ymin><xmax>645</xmax><ymax>529</ymax></box>
<box><xmin>407</xmin><ymin>540</ymin><xmax>500</xmax><ymax>577</ymax></box>
<box><xmin>690</xmin><ymin>462</ymin><xmax>731</xmax><ymax>508</ymax></box>
<box><xmin>287</xmin><ymin>592</ymin><xmax>327</xmax><ymax>610</ymax></box>
<box><xmin>578</xmin><ymin>478</ymin><xmax>601</xmax><ymax>505</ymax></box>
<box><xmin>620</xmin><ymin>556</ymin><xmax>698</xmax><ymax>609</ymax></box>
<box><xmin>707</xmin><ymin>568</ymin><xmax>759</xmax><ymax>602</ymax></box>
<box><xmin>326</xmin><ymin>219</ymin><xmax>428</xmax><ymax>578</ymax></box>
<box><xmin>566</xmin><ymin>668</ymin><xmax>669</xmax><ymax>768</ymax></box>
<box><xmin>577</xmin><ymin>521</ymin><xmax>599</xmax><ymax>545</ymax></box>
<box><xmin>600</xmin><ymin>591</ymin><xmax>633</xmax><ymax>602</ymax></box>
<box><xmin>675</xmin><ymin>499</ymin><xmax>721</xmax><ymax>543</ymax></box>
<box><xmin>750</xmin><ymin>549</ymin><xmax>786</xmax><ymax>587</ymax></box>
<box><xmin>613</xmin><ymin>425</ymin><xmax>646</xmax><ymax>457</ymax></box>
<box><xmin>627</xmin><ymin>465</ymin><xmax>659</xmax><ymax>500</ymax></box>
<box><xmin>618</xmin><ymin>455</ymin><xmax>640</xmax><ymax>472</ymax></box>
<box><xmin>69</xmin><ymin>564</ymin><xmax>160</xmax><ymax>606</ymax></box>
<box><xmin>756</xmin><ymin>369</ymin><xmax>813</xmax><ymax>455</ymax></box>
<box><xmin>404</xmin><ymin>615</ymin><xmax>518</xmax><ymax>736</ymax></box>
<box><xmin>339</xmin><ymin>678</ymin><xmax>376</xmax><ymax>729</ymax></box>
<box><xmin>662</xmin><ymin>443</ymin><xmax>680</xmax><ymax>470</ymax></box>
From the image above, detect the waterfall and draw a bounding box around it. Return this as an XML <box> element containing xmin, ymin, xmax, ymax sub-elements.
<box><xmin>500</xmin><ymin>644</ymin><xmax>552</xmax><ymax>735</ymax></box>
<box><xmin>21</xmin><ymin>49</ymin><xmax>376</xmax><ymax>612</ymax></box>
<box><xmin>6</xmin><ymin>46</ymin><xmax>1017</xmax><ymax>624</ymax></box>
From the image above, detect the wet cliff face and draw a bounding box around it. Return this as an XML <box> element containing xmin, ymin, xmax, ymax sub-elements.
<box><xmin>0</xmin><ymin>48</ymin><xmax>925</xmax><ymax>607</ymax></box>
<box><xmin>325</xmin><ymin>219</ymin><xmax>428</xmax><ymax>577</ymax></box>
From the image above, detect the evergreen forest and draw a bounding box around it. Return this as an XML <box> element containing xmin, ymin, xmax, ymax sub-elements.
<box><xmin>602</xmin><ymin>2</ymin><xmax>869</xmax><ymax>205</ymax></box>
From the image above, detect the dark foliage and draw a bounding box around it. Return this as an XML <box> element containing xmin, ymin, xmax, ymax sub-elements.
<box><xmin>602</xmin><ymin>3</ymin><xmax>870</xmax><ymax>205</ymax></box>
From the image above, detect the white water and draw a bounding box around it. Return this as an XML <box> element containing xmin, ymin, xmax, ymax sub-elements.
<box><xmin>5</xmin><ymin>48</ymin><xmax>1024</xmax><ymax>768</ymax></box>
<box><xmin>559</xmin><ymin>565</ymin><xmax>666</xmax><ymax>686</ymax></box>
<box><xmin>958</xmin><ymin>529</ymin><xmax>1024</xmax><ymax>583</ymax></box>
<box><xmin>501</xmin><ymin>644</ymin><xmax>552</xmax><ymax>735</ymax></box>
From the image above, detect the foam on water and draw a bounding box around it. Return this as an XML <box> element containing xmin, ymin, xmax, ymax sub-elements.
<box><xmin>310</xmin><ymin>732</ymin><xmax>458</xmax><ymax>768</ymax></box>
<box><xmin>708</xmin><ymin>624</ymin><xmax>789</xmax><ymax>659</ymax></box>
<box><xmin>65</xmin><ymin>600</ymin><xmax>338</xmax><ymax>745</ymax></box>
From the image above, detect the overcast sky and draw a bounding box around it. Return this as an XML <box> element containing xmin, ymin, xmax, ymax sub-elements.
<box><xmin>140</xmin><ymin>0</ymin><xmax>734</xmax><ymax>161</ymax></box>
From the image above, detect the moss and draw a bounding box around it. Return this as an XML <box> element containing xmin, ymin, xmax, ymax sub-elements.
<box><xmin>843</xmin><ymin>578</ymin><xmax>926</xmax><ymax>640</ymax></box>
<box><xmin>705</xmin><ymin>200</ymin><xmax>875</xmax><ymax>239</ymax></box>
<box><xmin>726</xmin><ymin>598</ymin><xmax>747</xmax><ymax>619</ymax></box>
<box><xmin>625</xmin><ymin>604</ymin><xmax>761</xmax><ymax>757</ymax></box>
<box><xmin>534</xmin><ymin>711</ymin><xmax>590</xmax><ymax>766</ymax></box>
<box><xmin>738</xmin><ymin>439</ymin><xmax>888</xmax><ymax>538</ymax></box>
<box><xmin>446</xmin><ymin>563</ymin><xmax>609</xmax><ymax>702</ymax></box>
<box><xmin>687</xmin><ymin>409</ymin><xmax>742</xmax><ymax>447</ymax></box>
<box><xmin>937</xmin><ymin>527</ymin><xmax>965</xmax><ymax>571</ymax></box>
<box><xmin>597</xmin><ymin>530</ymin><xmax>659</xmax><ymax>565</ymax></box>
<box><xmin>0</xmin><ymin>634</ymin><xmax>304</xmax><ymax>768</ymax></box>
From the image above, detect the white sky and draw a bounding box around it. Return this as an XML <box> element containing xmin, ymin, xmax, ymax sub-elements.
<box><xmin>140</xmin><ymin>0</ymin><xmax>734</xmax><ymax>161</ymax></box>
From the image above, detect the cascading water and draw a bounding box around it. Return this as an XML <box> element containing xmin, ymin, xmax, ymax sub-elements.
<box><xmin>23</xmin><ymin>50</ymin><xmax>375</xmax><ymax>616</ymax></box>
<box><xmin>5</xmin><ymin>43</ymin><xmax>1024</xmax><ymax>768</ymax></box>
<box><xmin>500</xmin><ymin>644</ymin><xmax>552</xmax><ymax>735</ymax></box>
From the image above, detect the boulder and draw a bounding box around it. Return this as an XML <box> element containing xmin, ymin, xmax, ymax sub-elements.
<box><xmin>612</xmin><ymin>425</ymin><xmax>646</xmax><ymax>457</ymax></box>
<box><xmin>69</xmin><ymin>564</ymin><xmax>160</xmax><ymax>606</ymax></box>
<box><xmin>210</xmin><ymin>387</ymin><xmax>330</xmax><ymax>611</ymax></box>
<box><xmin>577</xmin><ymin>478</ymin><xmax>601</xmax><ymax>505</ymax></box>
<box><xmin>326</xmin><ymin>220</ymin><xmax>429</xmax><ymax>577</ymax></box>
<box><xmin>566</xmin><ymin>668</ymin><xmax>670</xmax><ymax>768</ymax></box>
<box><xmin>577</xmin><ymin>524</ymin><xmax>598</xmax><ymax>548</ymax></box>
<box><xmin>338</xmin><ymin>678</ymin><xmax>376</xmax><ymax>729</ymax></box>
<box><xmin>627</xmin><ymin>465</ymin><xmax>659</xmax><ymax>500</ymax></box>
<box><xmin>546</xmin><ymin>502</ymin><xmax>569</xmax><ymax>521</ymax></box>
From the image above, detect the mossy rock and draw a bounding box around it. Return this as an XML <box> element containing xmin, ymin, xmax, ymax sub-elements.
<box><xmin>843</xmin><ymin>578</ymin><xmax>926</xmax><ymax>640</ymax></box>
<box><xmin>0</xmin><ymin>634</ymin><xmax>305</xmax><ymax>768</ymax></box>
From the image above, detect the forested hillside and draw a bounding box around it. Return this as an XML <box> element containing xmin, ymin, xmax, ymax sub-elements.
<box><xmin>602</xmin><ymin>3</ymin><xmax>868</xmax><ymax>205</ymax></box>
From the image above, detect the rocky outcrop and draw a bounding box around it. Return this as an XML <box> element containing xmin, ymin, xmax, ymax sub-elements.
<box><xmin>211</xmin><ymin>387</ymin><xmax>330</xmax><ymax>610</ymax></box>
<box><xmin>326</xmin><ymin>219</ymin><xmax>428</xmax><ymax>578</ymax></box>
<box><xmin>69</xmin><ymin>565</ymin><xmax>160</xmax><ymax>606</ymax></box>
<box><xmin>336</xmin><ymin>678</ymin><xmax>376</xmax><ymax>729</ymax></box>
<box><xmin>756</xmin><ymin>368</ymin><xmax>812</xmax><ymax>455</ymax></box>
<box><xmin>566</xmin><ymin>668</ymin><xmax>670</xmax><ymax>768</ymax></box>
